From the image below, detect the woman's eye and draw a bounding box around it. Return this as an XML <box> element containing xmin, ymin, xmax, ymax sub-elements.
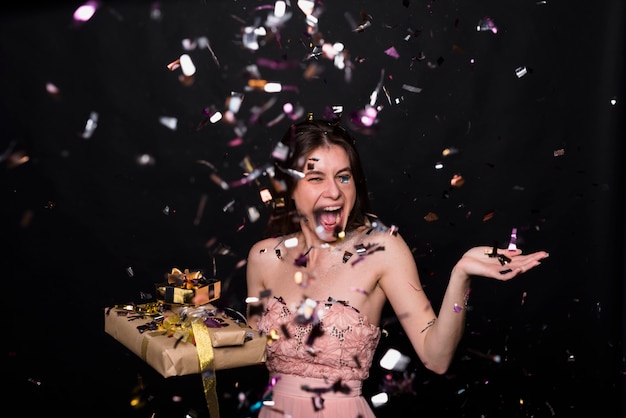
<box><xmin>338</xmin><ymin>175</ymin><xmax>351</xmax><ymax>184</ymax></box>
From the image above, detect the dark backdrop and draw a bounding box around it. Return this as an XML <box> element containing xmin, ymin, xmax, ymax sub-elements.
<box><xmin>2</xmin><ymin>1</ymin><xmax>624</xmax><ymax>417</ymax></box>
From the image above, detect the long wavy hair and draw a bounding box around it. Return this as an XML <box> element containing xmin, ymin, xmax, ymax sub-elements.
<box><xmin>264</xmin><ymin>118</ymin><xmax>371</xmax><ymax>238</ymax></box>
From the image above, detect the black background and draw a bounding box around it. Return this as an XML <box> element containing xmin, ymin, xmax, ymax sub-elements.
<box><xmin>2</xmin><ymin>1</ymin><xmax>624</xmax><ymax>417</ymax></box>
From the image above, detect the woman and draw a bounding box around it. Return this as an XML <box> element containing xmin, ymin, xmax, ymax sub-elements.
<box><xmin>198</xmin><ymin>117</ymin><xmax>548</xmax><ymax>417</ymax></box>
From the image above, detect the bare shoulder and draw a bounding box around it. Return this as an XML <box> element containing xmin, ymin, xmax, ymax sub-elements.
<box><xmin>246</xmin><ymin>236</ymin><xmax>284</xmax><ymax>293</ymax></box>
<box><xmin>248</xmin><ymin>236</ymin><xmax>282</xmax><ymax>262</ymax></box>
<box><xmin>348</xmin><ymin>227</ymin><xmax>415</xmax><ymax>277</ymax></box>
<box><xmin>360</xmin><ymin>226</ymin><xmax>412</xmax><ymax>255</ymax></box>
<box><xmin>360</xmin><ymin>228</ymin><xmax>418</xmax><ymax>282</ymax></box>
<box><xmin>247</xmin><ymin>236</ymin><xmax>299</xmax><ymax>276</ymax></box>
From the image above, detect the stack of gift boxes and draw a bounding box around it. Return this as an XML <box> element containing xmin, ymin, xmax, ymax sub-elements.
<box><xmin>104</xmin><ymin>268</ymin><xmax>266</xmax><ymax>378</ymax></box>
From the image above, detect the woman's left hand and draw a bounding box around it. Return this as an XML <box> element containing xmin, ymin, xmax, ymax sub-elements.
<box><xmin>454</xmin><ymin>246</ymin><xmax>549</xmax><ymax>281</ymax></box>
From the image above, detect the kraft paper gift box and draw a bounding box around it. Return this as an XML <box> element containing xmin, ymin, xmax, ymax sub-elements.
<box><xmin>155</xmin><ymin>268</ymin><xmax>221</xmax><ymax>306</ymax></box>
<box><xmin>104</xmin><ymin>305</ymin><xmax>266</xmax><ymax>378</ymax></box>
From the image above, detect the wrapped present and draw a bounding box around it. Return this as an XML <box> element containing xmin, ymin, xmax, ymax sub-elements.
<box><xmin>104</xmin><ymin>303</ymin><xmax>266</xmax><ymax>377</ymax></box>
<box><xmin>155</xmin><ymin>268</ymin><xmax>221</xmax><ymax>306</ymax></box>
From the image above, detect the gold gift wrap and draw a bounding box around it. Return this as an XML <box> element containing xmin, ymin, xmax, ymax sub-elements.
<box><xmin>104</xmin><ymin>305</ymin><xmax>266</xmax><ymax>377</ymax></box>
<box><xmin>155</xmin><ymin>268</ymin><xmax>221</xmax><ymax>305</ymax></box>
<box><xmin>155</xmin><ymin>281</ymin><xmax>221</xmax><ymax>305</ymax></box>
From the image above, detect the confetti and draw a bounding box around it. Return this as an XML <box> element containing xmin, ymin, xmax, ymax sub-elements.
<box><xmin>424</xmin><ymin>212</ymin><xmax>439</xmax><ymax>222</ymax></box>
<box><xmin>476</xmin><ymin>17</ymin><xmax>498</xmax><ymax>33</ymax></box>
<box><xmin>515</xmin><ymin>66</ymin><xmax>528</xmax><ymax>78</ymax></box>
<box><xmin>384</xmin><ymin>46</ymin><xmax>400</xmax><ymax>59</ymax></box>
<box><xmin>508</xmin><ymin>228</ymin><xmax>518</xmax><ymax>251</ymax></box>
<box><xmin>73</xmin><ymin>1</ymin><xmax>99</xmax><ymax>23</ymax></box>
<box><xmin>80</xmin><ymin>111</ymin><xmax>99</xmax><ymax>139</ymax></box>
<box><xmin>379</xmin><ymin>348</ymin><xmax>411</xmax><ymax>371</ymax></box>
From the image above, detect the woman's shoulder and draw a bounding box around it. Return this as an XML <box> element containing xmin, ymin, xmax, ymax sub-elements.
<box><xmin>248</xmin><ymin>236</ymin><xmax>282</xmax><ymax>257</ymax></box>
<box><xmin>355</xmin><ymin>223</ymin><xmax>408</xmax><ymax>248</ymax></box>
<box><xmin>352</xmin><ymin>225</ymin><xmax>414</xmax><ymax>268</ymax></box>
<box><xmin>248</xmin><ymin>235</ymin><xmax>302</xmax><ymax>265</ymax></box>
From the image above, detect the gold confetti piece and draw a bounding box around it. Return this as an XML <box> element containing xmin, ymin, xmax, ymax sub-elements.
<box><xmin>166</xmin><ymin>59</ymin><xmax>180</xmax><ymax>71</ymax></box>
<box><xmin>424</xmin><ymin>212</ymin><xmax>439</xmax><ymax>222</ymax></box>
<box><xmin>268</xmin><ymin>329</ymin><xmax>280</xmax><ymax>342</ymax></box>
<box><xmin>450</xmin><ymin>174</ymin><xmax>465</xmax><ymax>187</ymax></box>
<box><xmin>294</xmin><ymin>271</ymin><xmax>303</xmax><ymax>285</ymax></box>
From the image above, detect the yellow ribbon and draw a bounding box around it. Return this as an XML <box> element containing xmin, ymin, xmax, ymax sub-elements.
<box><xmin>140</xmin><ymin>330</ymin><xmax>167</xmax><ymax>361</ymax></box>
<box><xmin>113</xmin><ymin>302</ymin><xmax>162</xmax><ymax>314</ymax></box>
<box><xmin>192</xmin><ymin>320</ymin><xmax>219</xmax><ymax>418</ymax></box>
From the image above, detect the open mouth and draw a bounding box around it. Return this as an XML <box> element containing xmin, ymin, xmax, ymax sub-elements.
<box><xmin>315</xmin><ymin>205</ymin><xmax>343</xmax><ymax>233</ymax></box>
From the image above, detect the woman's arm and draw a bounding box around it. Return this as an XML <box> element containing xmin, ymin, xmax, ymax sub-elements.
<box><xmin>380</xmin><ymin>235</ymin><xmax>548</xmax><ymax>374</ymax></box>
<box><xmin>245</xmin><ymin>239</ymin><xmax>272</xmax><ymax>331</ymax></box>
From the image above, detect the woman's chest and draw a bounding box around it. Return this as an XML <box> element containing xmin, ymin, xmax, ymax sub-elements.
<box><xmin>265</xmin><ymin>251</ymin><xmax>383</xmax><ymax>311</ymax></box>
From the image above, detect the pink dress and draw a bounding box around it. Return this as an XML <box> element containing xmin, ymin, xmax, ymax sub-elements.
<box><xmin>256</xmin><ymin>296</ymin><xmax>382</xmax><ymax>418</ymax></box>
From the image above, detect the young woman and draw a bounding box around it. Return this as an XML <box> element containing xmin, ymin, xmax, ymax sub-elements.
<box><xmin>198</xmin><ymin>117</ymin><xmax>548</xmax><ymax>417</ymax></box>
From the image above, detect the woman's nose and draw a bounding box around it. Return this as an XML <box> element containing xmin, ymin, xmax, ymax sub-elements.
<box><xmin>323</xmin><ymin>178</ymin><xmax>341</xmax><ymax>198</ymax></box>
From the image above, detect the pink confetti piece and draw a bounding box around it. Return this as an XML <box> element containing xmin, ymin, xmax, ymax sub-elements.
<box><xmin>384</xmin><ymin>46</ymin><xmax>400</xmax><ymax>59</ymax></box>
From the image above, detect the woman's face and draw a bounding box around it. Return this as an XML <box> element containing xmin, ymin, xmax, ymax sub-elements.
<box><xmin>291</xmin><ymin>144</ymin><xmax>356</xmax><ymax>242</ymax></box>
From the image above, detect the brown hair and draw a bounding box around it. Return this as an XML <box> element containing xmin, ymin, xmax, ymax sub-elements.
<box><xmin>264</xmin><ymin>118</ymin><xmax>371</xmax><ymax>237</ymax></box>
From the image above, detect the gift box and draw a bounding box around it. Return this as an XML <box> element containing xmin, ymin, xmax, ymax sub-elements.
<box><xmin>104</xmin><ymin>304</ymin><xmax>266</xmax><ymax>378</ymax></box>
<box><xmin>155</xmin><ymin>268</ymin><xmax>221</xmax><ymax>306</ymax></box>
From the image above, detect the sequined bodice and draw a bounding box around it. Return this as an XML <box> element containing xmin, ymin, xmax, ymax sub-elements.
<box><xmin>257</xmin><ymin>296</ymin><xmax>381</xmax><ymax>382</ymax></box>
